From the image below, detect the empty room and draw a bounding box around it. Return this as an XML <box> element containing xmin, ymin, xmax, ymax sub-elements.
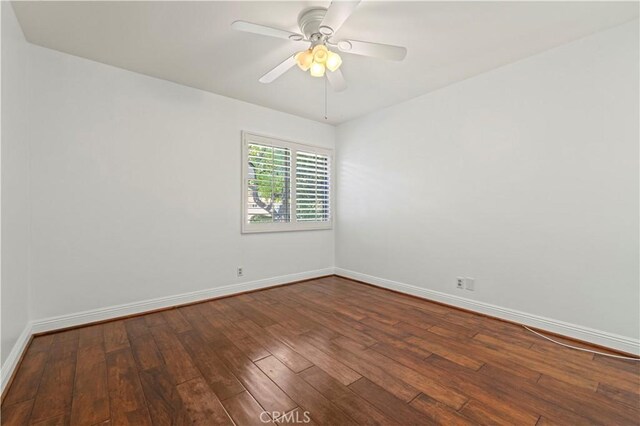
<box><xmin>1</xmin><ymin>1</ymin><xmax>639</xmax><ymax>425</ymax></box>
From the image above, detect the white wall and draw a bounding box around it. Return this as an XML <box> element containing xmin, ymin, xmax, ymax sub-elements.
<box><xmin>1</xmin><ymin>3</ymin><xmax>31</xmax><ymax>364</ymax></box>
<box><xmin>26</xmin><ymin>44</ymin><xmax>334</xmax><ymax>320</ymax></box>
<box><xmin>336</xmin><ymin>21</ymin><xmax>639</xmax><ymax>341</ymax></box>
<box><xmin>2</xmin><ymin>8</ymin><xmax>637</xmax><ymax>357</ymax></box>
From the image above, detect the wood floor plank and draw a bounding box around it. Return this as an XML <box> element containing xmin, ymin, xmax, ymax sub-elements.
<box><xmin>236</xmin><ymin>319</ymin><xmax>313</xmax><ymax>373</ymax></box>
<box><xmin>535</xmin><ymin>374</ymin><xmax>640</xmax><ymax>424</ymax></box>
<box><xmin>348</xmin><ymin>377</ymin><xmax>435</xmax><ymax>425</ymax></box>
<box><xmin>2</xmin><ymin>348</ymin><xmax>49</xmax><ymax>406</ymax></box>
<box><xmin>138</xmin><ymin>366</ymin><xmax>191</xmax><ymax>426</ymax></box>
<box><xmin>249</xmin><ymin>297</ymin><xmax>315</xmax><ymax>331</ymax></box>
<box><xmin>472</xmin><ymin>333</ymin><xmax>602</xmax><ymax>391</ymax></box>
<box><xmin>222</xmin><ymin>296</ymin><xmax>277</xmax><ymax>327</ymax></box>
<box><xmin>371</xmin><ymin>344</ymin><xmax>540</xmax><ymax>424</ymax></box>
<box><xmin>398</xmin><ymin>322</ymin><xmax>485</xmax><ymax>370</ymax></box>
<box><xmin>403</xmin><ymin>325</ymin><xmax>546</xmax><ymax>382</ymax></box>
<box><xmin>78</xmin><ymin>324</ymin><xmax>104</xmax><ymax>348</ymax></box>
<box><xmin>471</xmin><ymin>327</ymin><xmax>536</xmax><ymax>348</ymax></box>
<box><xmin>266</xmin><ymin>323</ymin><xmax>362</xmax><ymax>386</ymax></box>
<box><xmin>593</xmin><ymin>353</ymin><xmax>640</xmax><ymax>375</ymax></box>
<box><xmin>334</xmin><ymin>336</ymin><xmax>468</xmax><ymax>409</ymax></box>
<box><xmin>358</xmin><ymin>317</ymin><xmax>413</xmax><ymax>340</ymax></box>
<box><xmin>214</xmin><ymin>341</ymin><xmax>297</xmax><ymax>414</ymax></box>
<box><xmin>299</xmin><ymin>366</ymin><xmax>397</xmax><ymax>425</ymax></box>
<box><xmin>479</xmin><ymin>362</ymin><xmax>541</xmax><ymax>384</ymax></box>
<box><xmin>162</xmin><ymin>309</ymin><xmax>192</xmax><ymax>333</ymax></box>
<box><xmin>175</xmin><ymin>377</ymin><xmax>234</xmax><ymax>425</ymax></box>
<box><xmin>428</xmin><ymin>324</ymin><xmax>478</xmax><ymax>340</ymax></box>
<box><xmin>144</xmin><ymin>312</ymin><xmax>167</xmax><ymax>328</ymax></box>
<box><xmin>29</xmin><ymin>338</ymin><xmax>77</xmax><ymax>424</ymax></box>
<box><xmin>358</xmin><ymin>318</ymin><xmax>432</xmax><ymax>359</ymax></box>
<box><xmin>292</xmin><ymin>305</ymin><xmax>377</xmax><ymax>347</ymax></box>
<box><xmin>103</xmin><ymin>321</ymin><xmax>130</xmax><ymax>353</ymax></box>
<box><xmin>124</xmin><ymin>317</ymin><xmax>150</xmax><ymax>341</ymax></box>
<box><xmin>255</xmin><ymin>356</ymin><xmax>358</xmax><ymax>425</ymax></box>
<box><xmin>410</xmin><ymin>393</ymin><xmax>476</xmax><ymax>426</ymax></box>
<box><xmin>3</xmin><ymin>277</ymin><xmax>638</xmax><ymax>425</ymax></box>
<box><xmin>426</xmin><ymin>354</ymin><xmax>592</xmax><ymax>425</ymax></box>
<box><xmin>149</xmin><ymin>325</ymin><xmax>200</xmax><ymax>385</ymax></box>
<box><xmin>177</xmin><ymin>331</ymin><xmax>245</xmax><ymax>400</ymax></box>
<box><xmin>31</xmin><ymin>414</ymin><xmax>69</xmax><ymax>426</ymax></box>
<box><xmin>70</xmin><ymin>344</ymin><xmax>110</xmax><ymax>425</ymax></box>
<box><xmin>105</xmin><ymin>348</ymin><xmax>152</xmax><ymax>426</ymax></box>
<box><xmin>26</xmin><ymin>335</ymin><xmax>55</xmax><ymax>353</ymax></box>
<box><xmin>460</xmin><ymin>399</ymin><xmax>540</xmax><ymax>426</ymax></box>
<box><xmin>597</xmin><ymin>382</ymin><xmax>640</xmax><ymax>409</ymax></box>
<box><xmin>301</xmin><ymin>332</ymin><xmax>421</xmax><ymax>403</ymax></box>
<box><xmin>178</xmin><ymin>304</ymin><xmax>226</xmax><ymax>344</ymax></box>
<box><xmin>0</xmin><ymin>399</ymin><xmax>34</xmax><ymax>426</ymax></box>
<box><xmin>205</xmin><ymin>315</ymin><xmax>271</xmax><ymax>362</ymax></box>
<box><xmin>51</xmin><ymin>329</ymin><xmax>79</xmax><ymax>343</ymax></box>
<box><xmin>207</xmin><ymin>299</ymin><xmax>245</xmax><ymax>322</ymax></box>
<box><xmin>130</xmin><ymin>334</ymin><xmax>164</xmax><ymax>371</ymax></box>
<box><xmin>221</xmin><ymin>391</ymin><xmax>274</xmax><ymax>425</ymax></box>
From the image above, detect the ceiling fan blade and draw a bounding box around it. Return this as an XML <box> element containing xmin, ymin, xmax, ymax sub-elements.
<box><xmin>259</xmin><ymin>55</ymin><xmax>297</xmax><ymax>83</ymax></box>
<box><xmin>319</xmin><ymin>1</ymin><xmax>361</xmax><ymax>36</ymax></box>
<box><xmin>231</xmin><ymin>21</ymin><xmax>304</xmax><ymax>41</ymax></box>
<box><xmin>326</xmin><ymin>69</ymin><xmax>347</xmax><ymax>92</ymax></box>
<box><xmin>337</xmin><ymin>39</ymin><xmax>407</xmax><ymax>61</ymax></box>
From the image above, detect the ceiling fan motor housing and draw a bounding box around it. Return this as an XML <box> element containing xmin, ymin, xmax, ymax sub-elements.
<box><xmin>298</xmin><ymin>7</ymin><xmax>328</xmax><ymax>41</ymax></box>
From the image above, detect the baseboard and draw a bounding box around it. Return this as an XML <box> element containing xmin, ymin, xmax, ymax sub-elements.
<box><xmin>30</xmin><ymin>267</ymin><xmax>334</xmax><ymax>334</ymax></box>
<box><xmin>334</xmin><ymin>268</ymin><xmax>640</xmax><ymax>356</ymax></box>
<box><xmin>1</xmin><ymin>323</ymin><xmax>33</xmax><ymax>397</ymax></box>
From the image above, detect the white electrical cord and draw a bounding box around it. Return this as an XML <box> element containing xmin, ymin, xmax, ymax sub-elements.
<box><xmin>522</xmin><ymin>325</ymin><xmax>640</xmax><ymax>361</ymax></box>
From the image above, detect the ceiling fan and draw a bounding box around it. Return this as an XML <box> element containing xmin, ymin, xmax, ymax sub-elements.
<box><xmin>231</xmin><ymin>1</ymin><xmax>407</xmax><ymax>92</ymax></box>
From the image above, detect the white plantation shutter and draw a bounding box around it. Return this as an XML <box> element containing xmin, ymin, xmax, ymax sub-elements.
<box><xmin>246</xmin><ymin>143</ymin><xmax>291</xmax><ymax>224</ymax></box>
<box><xmin>295</xmin><ymin>151</ymin><xmax>330</xmax><ymax>222</ymax></box>
<box><xmin>242</xmin><ymin>132</ymin><xmax>332</xmax><ymax>233</ymax></box>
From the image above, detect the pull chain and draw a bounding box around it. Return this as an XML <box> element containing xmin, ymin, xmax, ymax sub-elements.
<box><xmin>324</xmin><ymin>76</ymin><xmax>328</xmax><ymax>121</ymax></box>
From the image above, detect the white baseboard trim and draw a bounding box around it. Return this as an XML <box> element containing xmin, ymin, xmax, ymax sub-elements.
<box><xmin>335</xmin><ymin>268</ymin><xmax>640</xmax><ymax>356</ymax></box>
<box><xmin>1</xmin><ymin>323</ymin><xmax>33</xmax><ymax>395</ymax></box>
<box><xmin>30</xmin><ymin>268</ymin><xmax>334</xmax><ymax>335</ymax></box>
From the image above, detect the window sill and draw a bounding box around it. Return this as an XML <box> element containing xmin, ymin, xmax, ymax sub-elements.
<box><xmin>241</xmin><ymin>223</ymin><xmax>333</xmax><ymax>234</ymax></box>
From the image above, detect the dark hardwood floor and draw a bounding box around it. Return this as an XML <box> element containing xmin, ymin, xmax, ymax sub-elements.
<box><xmin>2</xmin><ymin>276</ymin><xmax>639</xmax><ymax>425</ymax></box>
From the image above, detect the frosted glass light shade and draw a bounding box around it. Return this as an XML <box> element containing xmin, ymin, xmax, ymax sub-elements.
<box><xmin>312</xmin><ymin>44</ymin><xmax>328</xmax><ymax>54</ymax></box>
<box><xmin>325</xmin><ymin>51</ymin><xmax>342</xmax><ymax>72</ymax></box>
<box><xmin>310</xmin><ymin>62</ymin><xmax>326</xmax><ymax>77</ymax></box>
<box><xmin>295</xmin><ymin>50</ymin><xmax>313</xmax><ymax>71</ymax></box>
<box><xmin>313</xmin><ymin>49</ymin><xmax>328</xmax><ymax>64</ymax></box>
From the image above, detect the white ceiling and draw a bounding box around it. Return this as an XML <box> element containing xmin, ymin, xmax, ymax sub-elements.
<box><xmin>12</xmin><ymin>1</ymin><xmax>639</xmax><ymax>125</ymax></box>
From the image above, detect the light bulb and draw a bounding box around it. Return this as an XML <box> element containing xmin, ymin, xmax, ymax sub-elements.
<box><xmin>312</xmin><ymin>44</ymin><xmax>328</xmax><ymax>63</ymax></box>
<box><xmin>325</xmin><ymin>51</ymin><xmax>342</xmax><ymax>72</ymax></box>
<box><xmin>309</xmin><ymin>61</ymin><xmax>326</xmax><ymax>77</ymax></box>
<box><xmin>295</xmin><ymin>50</ymin><xmax>313</xmax><ymax>71</ymax></box>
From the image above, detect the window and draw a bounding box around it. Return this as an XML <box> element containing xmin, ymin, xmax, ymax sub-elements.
<box><xmin>242</xmin><ymin>132</ymin><xmax>332</xmax><ymax>233</ymax></box>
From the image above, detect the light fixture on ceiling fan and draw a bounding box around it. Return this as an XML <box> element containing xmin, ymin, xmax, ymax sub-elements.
<box><xmin>231</xmin><ymin>1</ymin><xmax>407</xmax><ymax>92</ymax></box>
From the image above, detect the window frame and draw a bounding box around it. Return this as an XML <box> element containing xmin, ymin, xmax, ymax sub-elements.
<box><xmin>241</xmin><ymin>131</ymin><xmax>333</xmax><ymax>234</ymax></box>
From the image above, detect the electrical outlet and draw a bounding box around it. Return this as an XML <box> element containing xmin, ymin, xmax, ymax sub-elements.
<box><xmin>465</xmin><ymin>277</ymin><xmax>475</xmax><ymax>291</ymax></box>
<box><xmin>456</xmin><ymin>277</ymin><xmax>464</xmax><ymax>289</ymax></box>
<box><xmin>237</xmin><ymin>267</ymin><xmax>243</xmax><ymax>277</ymax></box>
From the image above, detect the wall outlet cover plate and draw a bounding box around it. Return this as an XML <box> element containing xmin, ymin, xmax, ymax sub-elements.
<box><xmin>465</xmin><ymin>277</ymin><xmax>475</xmax><ymax>291</ymax></box>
